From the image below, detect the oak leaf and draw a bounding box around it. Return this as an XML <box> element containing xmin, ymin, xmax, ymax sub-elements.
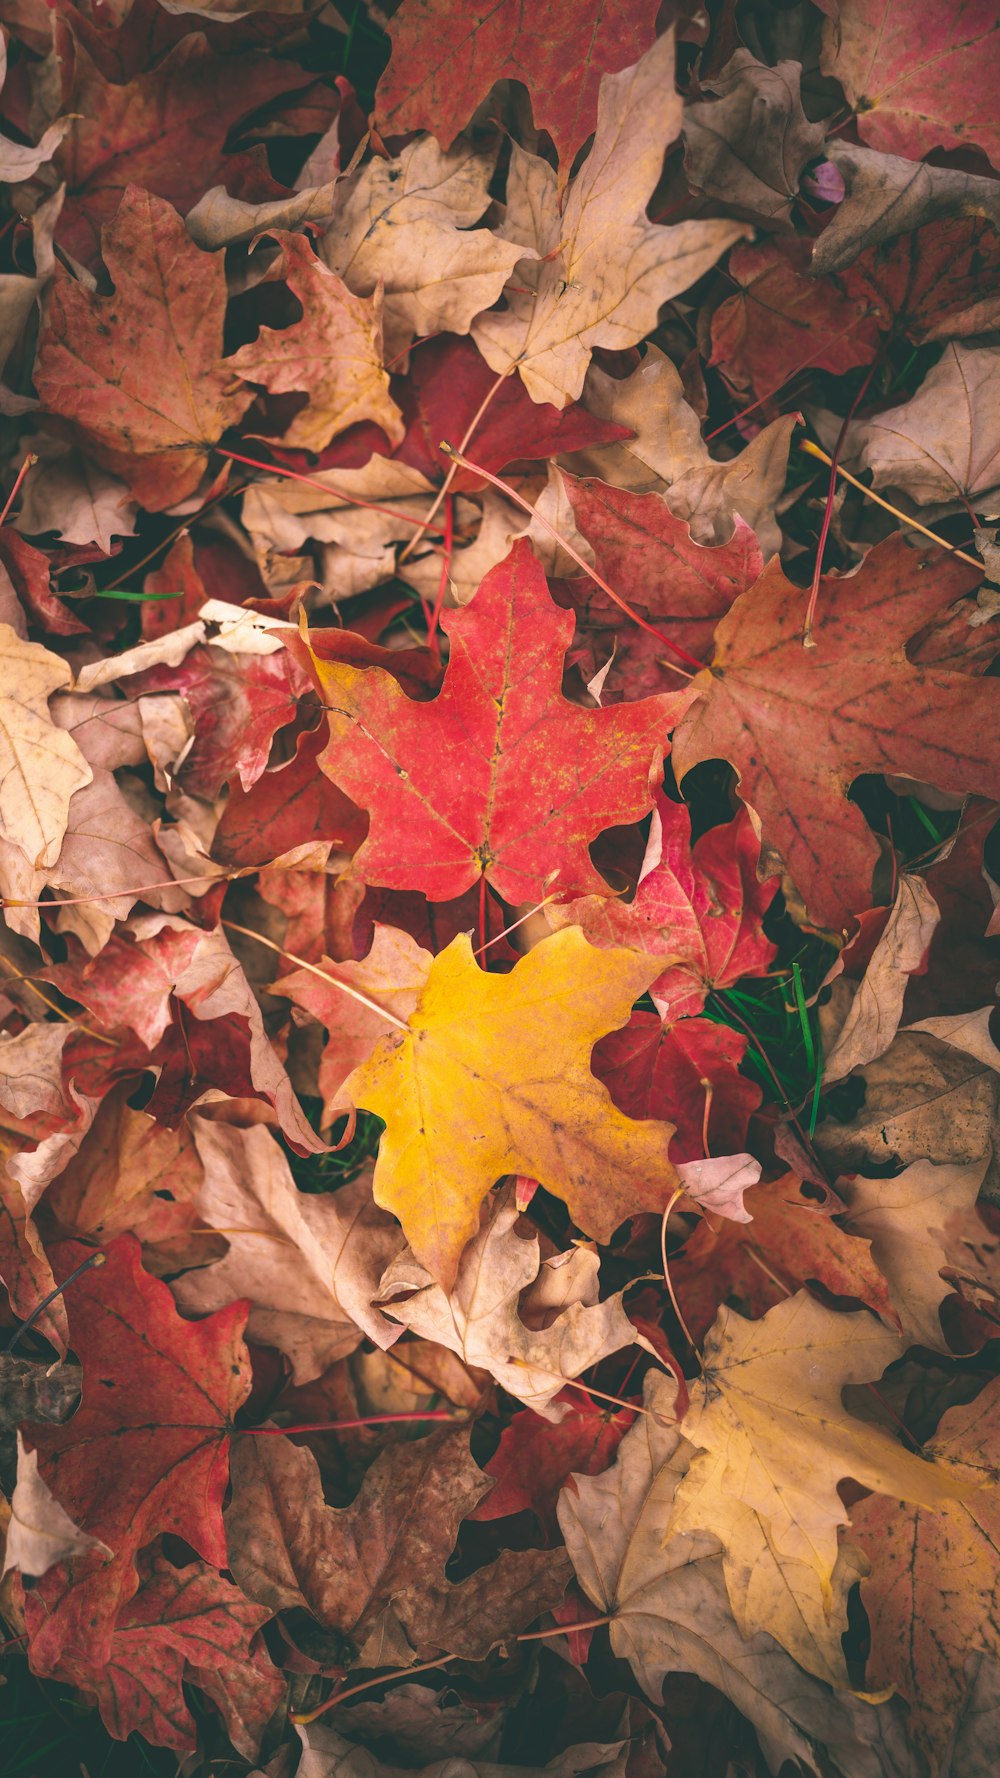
<box><xmin>376</xmin><ymin>0</ymin><xmax>661</xmax><ymax>173</ymax></box>
<box><xmin>228</xmin><ymin>232</ymin><xmax>404</xmax><ymax>456</ymax></box>
<box><xmin>226</xmin><ymin>1424</ymin><xmax>570</xmax><ymax>1667</ymax></box>
<box><xmin>558</xmin><ymin>1372</ymin><xmax>915</xmax><ymax>1778</ymax></box>
<box><xmin>374</xmin><ymin>1188</ymin><xmax>648</xmax><ymax>1418</ymax></box>
<box><xmin>670</xmin><ymin>536</ymin><xmax>999</xmax><ymax>933</ymax></box>
<box><xmin>339</xmin><ymin>925</ymin><xmax>680</xmax><ymax>1286</ymax></box>
<box><xmin>33</xmin><ymin>186</ymin><xmax>252</xmax><ymax>509</ymax></box>
<box><xmin>313</xmin><ymin>539</ymin><xmax>682</xmax><ymax>905</ymax></box>
<box><xmin>549</xmin><ymin>792</ymin><xmax>777</xmax><ymax>1021</ymax></box>
<box><xmin>26</xmin><ymin>1234</ymin><xmax>251</xmax><ymax>1667</ymax></box>
<box><xmin>853</xmin><ymin>1376</ymin><xmax>1000</xmax><ymax>1766</ymax></box>
<box><xmin>472</xmin><ymin>35</ymin><xmax>747</xmax><ymax>407</ymax></box>
<box><xmin>674</xmin><ymin>1290</ymin><xmax>967</xmax><ymax>1606</ymax></box>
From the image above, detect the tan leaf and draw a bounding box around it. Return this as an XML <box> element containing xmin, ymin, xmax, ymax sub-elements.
<box><xmin>0</xmin><ymin>1023</ymin><xmax>72</xmax><ymax>1122</ymax></box>
<box><xmin>186</xmin><ymin>181</ymin><xmax>339</xmax><ymax>251</ymax></box>
<box><xmin>1</xmin><ymin>1433</ymin><xmax>112</xmax><ymax>1580</ymax></box>
<box><xmin>823</xmin><ymin>875</ymin><xmax>940</xmax><ymax>1083</ymax></box>
<box><xmin>814</xmin><ymin>1029</ymin><xmax>1000</xmax><ymax>1189</ymax></box>
<box><xmin>907</xmin><ymin>1005</ymin><xmax>1000</xmax><ymax>1072</ymax></box>
<box><xmin>839</xmin><ymin>1155</ymin><xmax>991</xmax><ymax>1352</ymax></box>
<box><xmin>171</xmin><ymin>1118</ymin><xmax>404</xmax><ymax>1383</ymax></box>
<box><xmin>557</xmin><ymin>1372</ymin><xmax>916</xmax><ymax>1778</ymax></box>
<box><xmin>320</xmin><ymin>137</ymin><xmax>524</xmax><ymax>359</ymax></box>
<box><xmin>564</xmin><ymin>345</ymin><xmax>797</xmax><ymax>556</ymax></box>
<box><xmin>288</xmin><ymin>1722</ymin><xmax>628</xmax><ymax>1778</ymax></box>
<box><xmin>472</xmin><ymin>35</ymin><xmax>746</xmax><ymax>408</ymax></box>
<box><xmin>683</xmin><ymin>51</ymin><xmax>826</xmax><ymax>230</ymax></box>
<box><xmin>0</xmin><ymin>625</ymin><xmax>92</xmax><ymax>870</ymax></box>
<box><xmin>374</xmin><ymin>1187</ymin><xmax>646</xmax><ymax>1419</ymax></box>
<box><xmin>228</xmin><ymin>233</ymin><xmax>403</xmax><ymax>455</ymax></box>
<box><xmin>845</xmin><ymin>343</ymin><xmax>1000</xmax><ymax>513</ymax></box>
<box><xmin>812</xmin><ymin>141</ymin><xmax>1000</xmax><ymax>276</ymax></box>
<box><xmin>677</xmin><ymin>1291</ymin><xmax>967</xmax><ymax>1601</ymax></box>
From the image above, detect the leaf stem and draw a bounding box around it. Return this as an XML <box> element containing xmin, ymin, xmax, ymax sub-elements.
<box><xmin>220</xmin><ymin>917</ymin><xmax>411</xmax><ymax>1031</ymax></box>
<box><xmin>798</xmin><ymin>441</ymin><xmax>982</xmax><ymax>570</ymax></box>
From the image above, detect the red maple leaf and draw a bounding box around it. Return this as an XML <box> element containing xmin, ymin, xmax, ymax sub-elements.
<box><xmin>26</xmin><ymin>1235</ymin><xmax>251</xmax><ymax>1667</ymax></box>
<box><xmin>593</xmin><ymin>1012</ymin><xmax>762</xmax><ymax>1164</ymax></box>
<box><xmin>312</xmin><ymin>539</ymin><xmax>686</xmax><ymax>903</ymax></box>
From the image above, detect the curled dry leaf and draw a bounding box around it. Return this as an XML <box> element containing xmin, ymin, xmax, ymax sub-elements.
<box><xmin>172</xmin><ymin>1117</ymin><xmax>404</xmax><ymax>1383</ymax></box>
<box><xmin>374</xmin><ymin>1187</ymin><xmax>647</xmax><ymax>1418</ymax></box>
<box><xmin>823</xmin><ymin>874</ymin><xmax>940</xmax><ymax>1083</ymax></box>
<box><xmin>844</xmin><ymin>343</ymin><xmax>1000</xmax><ymax>513</ymax></box>
<box><xmin>683</xmin><ymin>51</ymin><xmax>827</xmax><ymax>230</ymax></box>
<box><xmin>472</xmin><ymin>35</ymin><xmax>747</xmax><ymax>407</ymax></box>
<box><xmin>0</xmin><ymin>625</ymin><xmax>92</xmax><ymax>871</ymax></box>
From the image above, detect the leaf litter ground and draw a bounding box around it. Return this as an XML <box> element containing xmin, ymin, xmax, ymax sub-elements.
<box><xmin>0</xmin><ymin>3</ymin><xmax>999</xmax><ymax>1777</ymax></box>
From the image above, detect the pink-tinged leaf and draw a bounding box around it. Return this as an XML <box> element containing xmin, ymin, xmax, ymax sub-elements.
<box><xmin>709</xmin><ymin>240</ymin><xmax>881</xmax><ymax>399</ymax></box>
<box><xmin>130</xmin><ymin>642</ymin><xmax>310</xmax><ymax>800</ymax></box>
<box><xmin>212</xmin><ymin>724</ymin><xmax>368</xmax><ymax>871</ymax></box>
<box><xmin>376</xmin><ymin>0</ymin><xmax>662</xmax><ymax>172</ymax></box>
<box><xmin>554</xmin><ymin>473</ymin><xmax>764</xmax><ymax>701</ymax></box>
<box><xmin>593</xmin><ymin>1012</ymin><xmax>762</xmax><ymax>1164</ymax></box>
<box><xmin>822</xmin><ymin>0</ymin><xmax>1000</xmax><ymax>167</ymax></box>
<box><xmin>550</xmin><ymin>793</ymin><xmax>778</xmax><ymax>1020</ymax></box>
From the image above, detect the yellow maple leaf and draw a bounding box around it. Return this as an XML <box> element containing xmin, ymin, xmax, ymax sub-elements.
<box><xmin>340</xmin><ymin>926</ymin><xmax>680</xmax><ymax>1287</ymax></box>
<box><xmin>672</xmin><ymin>1292</ymin><xmax>970</xmax><ymax>1610</ymax></box>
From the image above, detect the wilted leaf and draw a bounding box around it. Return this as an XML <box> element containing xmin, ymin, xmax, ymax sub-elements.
<box><xmin>823</xmin><ymin>874</ymin><xmax>940</xmax><ymax>1082</ymax></box>
<box><xmin>684</xmin><ymin>51</ymin><xmax>826</xmax><ymax>229</ymax></box>
<box><xmin>844</xmin><ymin>343</ymin><xmax>1000</xmax><ymax>511</ymax></box>
<box><xmin>0</xmin><ymin>625</ymin><xmax>92</xmax><ymax>870</ymax></box>
<box><xmin>2</xmin><ymin>1433</ymin><xmax>112</xmax><ymax>1580</ymax></box>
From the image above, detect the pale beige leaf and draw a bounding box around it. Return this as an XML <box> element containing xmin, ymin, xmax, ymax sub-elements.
<box><xmin>563</xmin><ymin>345</ymin><xmax>796</xmax><ymax>556</ymax></box>
<box><xmin>171</xmin><ymin>1117</ymin><xmax>403</xmax><ymax>1381</ymax></box>
<box><xmin>675</xmin><ymin>1153</ymin><xmax>760</xmax><ymax>1222</ymax></box>
<box><xmin>845</xmin><ymin>344</ymin><xmax>1000</xmax><ymax>513</ymax></box>
<box><xmin>0</xmin><ymin>1022</ymin><xmax>71</xmax><ymax>1121</ymax></box>
<box><xmin>374</xmin><ymin>1187</ymin><xmax>644</xmax><ymax>1419</ymax></box>
<box><xmin>1</xmin><ymin>1433</ymin><xmax>112</xmax><ymax>1579</ymax></box>
<box><xmin>557</xmin><ymin>1372</ymin><xmax>916</xmax><ymax>1778</ymax></box>
<box><xmin>907</xmin><ymin>1006</ymin><xmax>1000</xmax><ymax>1073</ymax></box>
<box><xmin>472</xmin><ymin>34</ymin><xmax>746</xmax><ymax>408</ymax></box>
<box><xmin>824</xmin><ymin>874</ymin><xmax>940</xmax><ymax>1083</ymax></box>
<box><xmin>321</xmin><ymin>137</ymin><xmax>524</xmax><ymax>358</ymax></box>
<box><xmin>0</xmin><ymin>624</ymin><xmax>92</xmax><ymax>869</ymax></box>
<box><xmin>73</xmin><ymin>622</ymin><xmax>206</xmax><ymax>692</ymax></box>
<box><xmin>186</xmin><ymin>181</ymin><xmax>339</xmax><ymax>250</ymax></box>
<box><xmin>839</xmin><ymin>1155</ymin><xmax>991</xmax><ymax>1351</ymax></box>
<box><xmin>678</xmin><ymin>1291</ymin><xmax>967</xmax><ymax>1598</ymax></box>
<box><xmin>15</xmin><ymin>446</ymin><xmax>137</xmax><ymax>552</ymax></box>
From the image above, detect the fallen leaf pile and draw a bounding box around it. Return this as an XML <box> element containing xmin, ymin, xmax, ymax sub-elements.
<box><xmin>0</xmin><ymin>3</ymin><xmax>998</xmax><ymax>1775</ymax></box>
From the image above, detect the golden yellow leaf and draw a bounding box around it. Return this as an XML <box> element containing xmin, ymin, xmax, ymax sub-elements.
<box><xmin>341</xmin><ymin>926</ymin><xmax>680</xmax><ymax>1287</ymax></box>
<box><xmin>673</xmin><ymin>1292</ymin><xmax>969</xmax><ymax>1609</ymax></box>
